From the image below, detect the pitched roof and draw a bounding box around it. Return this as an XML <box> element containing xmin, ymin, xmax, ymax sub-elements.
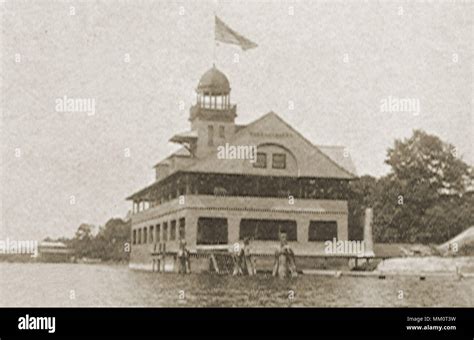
<box><xmin>153</xmin><ymin>147</ymin><xmax>192</xmax><ymax>168</ymax></box>
<box><xmin>151</xmin><ymin>111</ymin><xmax>357</xmax><ymax>178</ymax></box>
<box><xmin>186</xmin><ymin>111</ymin><xmax>356</xmax><ymax>178</ymax></box>
<box><xmin>263</xmin><ymin>112</ymin><xmax>357</xmax><ymax>177</ymax></box>
<box><xmin>129</xmin><ymin>112</ymin><xmax>357</xmax><ymax>200</ymax></box>
<box><xmin>316</xmin><ymin>145</ymin><xmax>357</xmax><ymax>176</ymax></box>
<box><xmin>169</xmin><ymin>130</ymin><xmax>198</xmax><ymax>144</ymax></box>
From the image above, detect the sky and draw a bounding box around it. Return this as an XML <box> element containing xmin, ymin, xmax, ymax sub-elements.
<box><xmin>1</xmin><ymin>0</ymin><xmax>472</xmax><ymax>241</ymax></box>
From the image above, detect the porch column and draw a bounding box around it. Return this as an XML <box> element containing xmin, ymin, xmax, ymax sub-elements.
<box><xmin>363</xmin><ymin>208</ymin><xmax>375</xmax><ymax>256</ymax></box>
<box><xmin>185</xmin><ymin>212</ymin><xmax>198</xmax><ymax>249</ymax></box>
<box><xmin>227</xmin><ymin>216</ymin><xmax>241</xmax><ymax>245</ymax></box>
<box><xmin>336</xmin><ymin>214</ymin><xmax>348</xmax><ymax>241</ymax></box>
<box><xmin>296</xmin><ymin>217</ymin><xmax>309</xmax><ymax>243</ymax></box>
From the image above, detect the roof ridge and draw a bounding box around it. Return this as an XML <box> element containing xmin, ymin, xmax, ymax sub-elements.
<box><xmin>317</xmin><ymin>144</ymin><xmax>346</xmax><ymax>148</ymax></box>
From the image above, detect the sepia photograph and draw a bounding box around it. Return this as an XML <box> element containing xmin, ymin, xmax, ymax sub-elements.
<box><xmin>0</xmin><ymin>0</ymin><xmax>473</xmax><ymax>337</ymax></box>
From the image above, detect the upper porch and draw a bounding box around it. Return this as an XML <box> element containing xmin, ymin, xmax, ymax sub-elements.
<box><xmin>127</xmin><ymin>171</ymin><xmax>352</xmax><ymax>215</ymax></box>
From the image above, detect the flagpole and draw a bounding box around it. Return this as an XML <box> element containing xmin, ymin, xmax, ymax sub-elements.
<box><xmin>213</xmin><ymin>10</ymin><xmax>217</xmax><ymax>66</ymax></box>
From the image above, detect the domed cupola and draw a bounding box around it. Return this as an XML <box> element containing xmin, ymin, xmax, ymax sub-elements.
<box><xmin>195</xmin><ymin>65</ymin><xmax>233</xmax><ymax>111</ymax></box>
<box><xmin>186</xmin><ymin>66</ymin><xmax>238</xmax><ymax>158</ymax></box>
<box><xmin>197</xmin><ymin>65</ymin><xmax>230</xmax><ymax>94</ymax></box>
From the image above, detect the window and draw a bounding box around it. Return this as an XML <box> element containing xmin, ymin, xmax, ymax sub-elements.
<box><xmin>219</xmin><ymin>125</ymin><xmax>225</xmax><ymax>138</ymax></box>
<box><xmin>179</xmin><ymin>218</ymin><xmax>185</xmax><ymax>240</ymax></box>
<box><xmin>253</xmin><ymin>152</ymin><xmax>267</xmax><ymax>168</ymax></box>
<box><xmin>149</xmin><ymin>226</ymin><xmax>154</xmax><ymax>243</ymax></box>
<box><xmin>156</xmin><ymin>224</ymin><xmax>161</xmax><ymax>242</ymax></box>
<box><xmin>208</xmin><ymin>125</ymin><xmax>214</xmax><ymax>146</ymax></box>
<box><xmin>197</xmin><ymin>217</ymin><xmax>228</xmax><ymax>245</ymax></box>
<box><xmin>163</xmin><ymin>222</ymin><xmax>168</xmax><ymax>241</ymax></box>
<box><xmin>170</xmin><ymin>220</ymin><xmax>176</xmax><ymax>241</ymax></box>
<box><xmin>137</xmin><ymin>228</ymin><xmax>142</xmax><ymax>244</ymax></box>
<box><xmin>239</xmin><ymin>219</ymin><xmax>297</xmax><ymax>241</ymax></box>
<box><xmin>132</xmin><ymin>230</ymin><xmax>136</xmax><ymax>245</ymax></box>
<box><xmin>272</xmin><ymin>153</ymin><xmax>286</xmax><ymax>169</ymax></box>
<box><xmin>308</xmin><ymin>221</ymin><xmax>338</xmax><ymax>242</ymax></box>
<box><xmin>143</xmin><ymin>227</ymin><xmax>148</xmax><ymax>244</ymax></box>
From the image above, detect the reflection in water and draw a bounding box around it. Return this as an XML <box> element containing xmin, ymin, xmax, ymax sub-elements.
<box><xmin>1</xmin><ymin>263</ymin><xmax>472</xmax><ymax>307</ymax></box>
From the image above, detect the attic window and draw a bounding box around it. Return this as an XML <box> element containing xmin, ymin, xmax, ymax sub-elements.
<box><xmin>272</xmin><ymin>153</ymin><xmax>286</xmax><ymax>169</ymax></box>
<box><xmin>253</xmin><ymin>153</ymin><xmax>267</xmax><ymax>168</ymax></box>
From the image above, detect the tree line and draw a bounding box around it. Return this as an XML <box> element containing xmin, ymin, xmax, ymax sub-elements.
<box><xmin>45</xmin><ymin>218</ymin><xmax>131</xmax><ymax>262</ymax></box>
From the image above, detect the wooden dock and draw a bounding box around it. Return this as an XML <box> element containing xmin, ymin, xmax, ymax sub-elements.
<box><xmin>146</xmin><ymin>248</ymin><xmax>474</xmax><ymax>280</ymax></box>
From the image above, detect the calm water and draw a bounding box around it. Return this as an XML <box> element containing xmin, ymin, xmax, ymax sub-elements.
<box><xmin>1</xmin><ymin>263</ymin><xmax>472</xmax><ymax>307</ymax></box>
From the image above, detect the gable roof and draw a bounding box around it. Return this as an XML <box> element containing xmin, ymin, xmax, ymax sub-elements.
<box><xmin>186</xmin><ymin>112</ymin><xmax>357</xmax><ymax>178</ymax></box>
<box><xmin>264</xmin><ymin>112</ymin><xmax>357</xmax><ymax>177</ymax></box>
<box><xmin>129</xmin><ymin>112</ymin><xmax>357</xmax><ymax>200</ymax></box>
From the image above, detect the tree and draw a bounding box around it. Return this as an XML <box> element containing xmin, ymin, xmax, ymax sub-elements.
<box><xmin>386</xmin><ymin>130</ymin><xmax>470</xmax><ymax>195</ymax></box>
<box><xmin>71</xmin><ymin>223</ymin><xmax>95</xmax><ymax>258</ymax></box>
<box><xmin>75</xmin><ymin>223</ymin><xmax>94</xmax><ymax>241</ymax></box>
<box><xmin>373</xmin><ymin>130</ymin><xmax>473</xmax><ymax>243</ymax></box>
<box><xmin>93</xmin><ymin>218</ymin><xmax>131</xmax><ymax>261</ymax></box>
<box><xmin>420</xmin><ymin>194</ymin><xmax>474</xmax><ymax>244</ymax></box>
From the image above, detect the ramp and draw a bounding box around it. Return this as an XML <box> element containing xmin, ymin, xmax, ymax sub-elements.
<box><xmin>437</xmin><ymin>226</ymin><xmax>474</xmax><ymax>255</ymax></box>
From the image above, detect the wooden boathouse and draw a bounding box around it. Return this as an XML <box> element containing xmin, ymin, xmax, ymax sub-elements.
<box><xmin>127</xmin><ymin>66</ymin><xmax>358</xmax><ymax>272</ymax></box>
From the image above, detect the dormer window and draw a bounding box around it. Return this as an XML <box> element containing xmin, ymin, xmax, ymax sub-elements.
<box><xmin>272</xmin><ymin>153</ymin><xmax>286</xmax><ymax>169</ymax></box>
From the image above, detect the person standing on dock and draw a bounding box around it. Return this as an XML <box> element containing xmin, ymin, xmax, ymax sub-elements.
<box><xmin>272</xmin><ymin>233</ymin><xmax>297</xmax><ymax>278</ymax></box>
<box><xmin>232</xmin><ymin>237</ymin><xmax>255</xmax><ymax>276</ymax></box>
<box><xmin>177</xmin><ymin>240</ymin><xmax>191</xmax><ymax>274</ymax></box>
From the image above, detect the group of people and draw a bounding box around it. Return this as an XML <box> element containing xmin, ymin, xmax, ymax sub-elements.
<box><xmin>172</xmin><ymin>233</ymin><xmax>297</xmax><ymax>278</ymax></box>
<box><xmin>232</xmin><ymin>233</ymin><xmax>297</xmax><ymax>278</ymax></box>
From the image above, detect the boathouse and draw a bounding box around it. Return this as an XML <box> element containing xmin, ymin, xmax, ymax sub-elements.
<box><xmin>127</xmin><ymin>66</ymin><xmax>357</xmax><ymax>271</ymax></box>
<box><xmin>37</xmin><ymin>241</ymin><xmax>73</xmax><ymax>263</ymax></box>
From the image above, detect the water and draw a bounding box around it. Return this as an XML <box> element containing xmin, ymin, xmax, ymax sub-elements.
<box><xmin>1</xmin><ymin>263</ymin><xmax>472</xmax><ymax>307</ymax></box>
